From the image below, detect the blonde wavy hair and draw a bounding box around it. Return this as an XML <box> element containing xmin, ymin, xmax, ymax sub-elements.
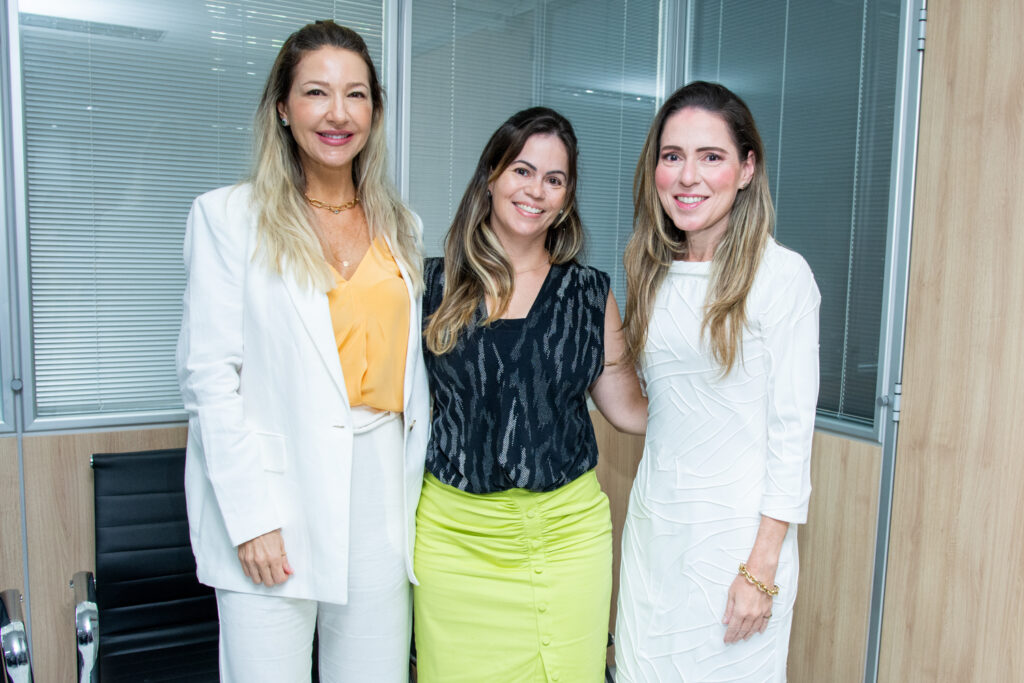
<box><xmin>624</xmin><ymin>81</ymin><xmax>774</xmax><ymax>373</ymax></box>
<box><xmin>424</xmin><ymin>107</ymin><xmax>585</xmax><ymax>354</ymax></box>
<box><xmin>250</xmin><ymin>20</ymin><xmax>421</xmax><ymax>292</ymax></box>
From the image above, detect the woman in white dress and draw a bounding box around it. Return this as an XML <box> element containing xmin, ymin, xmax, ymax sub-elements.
<box><xmin>615</xmin><ymin>81</ymin><xmax>820</xmax><ymax>682</ymax></box>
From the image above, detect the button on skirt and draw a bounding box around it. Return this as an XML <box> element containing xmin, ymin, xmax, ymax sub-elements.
<box><xmin>413</xmin><ymin>470</ymin><xmax>612</xmax><ymax>683</ymax></box>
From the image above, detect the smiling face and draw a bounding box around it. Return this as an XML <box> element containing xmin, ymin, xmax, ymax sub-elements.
<box><xmin>654</xmin><ymin>106</ymin><xmax>755</xmax><ymax>249</ymax></box>
<box><xmin>276</xmin><ymin>46</ymin><xmax>373</xmax><ymax>177</ymax></box>
<box><xmin>487</xmin><ymin>133</ymin><xmax>569</xmax><ymax>249</ymax></box>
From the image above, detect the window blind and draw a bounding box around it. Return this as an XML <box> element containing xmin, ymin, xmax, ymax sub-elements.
<box><xmin>19</xmin><ymin>1</ymin><xmax>385</xmax><ymax>420</ymax></box>
<box><xmin>688</xmin><ymin>0</ymin><xmax>901</xmax><ymax>426</ymax></box>
<box><xmin>407</xmin><ymin>0</ymin><xmax>661</xmax><ymax>304</ymax></box>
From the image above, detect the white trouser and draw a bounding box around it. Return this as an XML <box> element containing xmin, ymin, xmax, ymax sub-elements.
<box><xmin>216</xmin><ymin>407</ymin><xmax>410</xmax><ymax>683</ymax></box>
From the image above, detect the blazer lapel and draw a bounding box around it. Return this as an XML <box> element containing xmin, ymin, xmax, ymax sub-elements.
<box><xmin>282</xmin><ymin>274</ymin><xmax>349</xmax><ymax>402</ymax></box>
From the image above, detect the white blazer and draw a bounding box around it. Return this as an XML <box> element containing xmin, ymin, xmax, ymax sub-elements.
<box><xmin>176</xmin><ymin>184</ymin><xmax>429</xmax><ymax>605</ymax></box>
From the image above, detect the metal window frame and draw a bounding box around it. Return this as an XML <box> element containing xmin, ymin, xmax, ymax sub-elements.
<box><xmin>4</xmin><ymin>0</ymin><xmax>34</xmax><ymax>435</ymax></box>
<box><xmin>7</xmin><ymin>0</ymin><xmax>191</xmax><ymax>431</ymax></box>
<box><xmin>390</xmin><ymin>0</ymin><xmax>411</xmax><ymax>202</ymax></box>
<box><xmin>862</xmin><ymin>1</ymin><xmax>925</xmax><ymax>680</ymax></box>
<box><xmin>3</xmin><ymin>0</ymin><xmax>921</xmax><ymax>441</ymax></box>
<box><xmin>660</xmin><ymin>0</ymin><xmax>687</xmax><ymax>99</ymax></box>
<box><xmin>806</xmin><ymin>0</ymin><xmax>923</xmax><ymax>448</ymax></box>
<box><xmin>672</xmin><ymin>0</ymin><xmax>920</xmax><ymax>447</ymax></box>
<box><xmin>0</xmin><ymin>0</ymin><xmax>18</xmax><ymax>433</ymax></box>
<box><xmin>3</xmin><ymin>0</ymin><xmax>400</xmax><ymax>432</ymax></box>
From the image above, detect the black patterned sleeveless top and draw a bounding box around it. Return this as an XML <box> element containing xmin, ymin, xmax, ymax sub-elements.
<box><xmin>422</xmin><ymin>257</ymin><xmax>610</xmax><ymax>494</ymax></box>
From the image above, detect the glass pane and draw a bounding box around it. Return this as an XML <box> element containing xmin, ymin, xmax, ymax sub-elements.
<box><xmin>688</xmin><ymin>0</ymin><xmax>901</xmax><ymax>425</ymax></box>
<box><xmin>19</xmin><ymin>0</ymin><xmax>386</xmax><ymax>418</ymax></box>
<box><xmin>408</xmin><ymin>0</ymin><xmax>660</xmax><ymax>304</ymax></box>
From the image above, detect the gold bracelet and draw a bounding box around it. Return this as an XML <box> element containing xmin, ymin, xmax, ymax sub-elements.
<box><xmin>738</xmin><ymin>563</ymin><xmax>780</xmax><ymax>597</ymax></box>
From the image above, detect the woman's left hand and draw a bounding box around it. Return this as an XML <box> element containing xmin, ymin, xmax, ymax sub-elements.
<box><xmin>722</xmin><ymin>515</ymin><xmax>788</xmax><ymax>643</ymax></box>
<box><xmin>722</xmin><ymin>568</ymin><xmax>774</xmax><ymax>643</ymax></box>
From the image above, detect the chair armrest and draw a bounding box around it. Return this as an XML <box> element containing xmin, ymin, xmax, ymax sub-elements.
<box><xmin>1</xmin><ymin>588</ymin><xmax>33</xmax><ymax>683</ymax></box>
<box><xmin>71</xmin><ymin>572</ymin><xmax>98</xmax><ymax>683</ymax></box>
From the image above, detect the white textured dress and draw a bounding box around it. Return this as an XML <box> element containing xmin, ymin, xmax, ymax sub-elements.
<box><xmin>615</xmin><ymin>240</ymin><xmax>820</xmax><ymax>683</ymax></box>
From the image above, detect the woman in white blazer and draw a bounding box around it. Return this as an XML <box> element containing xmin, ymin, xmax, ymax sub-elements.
<box><xmin>176</xmin><ymin>21</ymin><xmax>428</xmax><ymax>682</ymax></box>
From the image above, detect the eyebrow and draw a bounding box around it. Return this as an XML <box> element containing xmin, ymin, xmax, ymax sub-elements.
<box><xmin>512</xmin><ymin>159</ymin><xmax>568</xmax><ymax>177</ymax></box>
<box><xmin>660</xmin><ymin>144</ymin><xmax>730</xmax><ymax>154</ymax></box>
<box><xmin>300</xmin><ymin>80</ymin><xmax>369</xmax><ymax>89</ymax></box>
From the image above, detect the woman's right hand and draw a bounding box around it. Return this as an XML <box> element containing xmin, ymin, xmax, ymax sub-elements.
<box><xmin>237</xmin><ymin>529</ymin><xmax>294</xmax><ymax>587</ymax></box>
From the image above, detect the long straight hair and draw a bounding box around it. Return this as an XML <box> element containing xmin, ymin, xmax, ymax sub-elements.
<box><xmin>623</xmin><ymin>81</ymin><xmax>774</xmax><ymax>373</ymax></box>
<box><xmin>424</xmin><ymin>107</ymin><xmax>584</xmax><ymax>354</ymax></box>
<box><xmin>250</xmin><ymin>20</ymin><xmax>421</xmax><ymax>292</ymax></box>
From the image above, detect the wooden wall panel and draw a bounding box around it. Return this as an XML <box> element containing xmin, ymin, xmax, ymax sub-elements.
<box><xmin>788</xmin><ymin>433</ymin><xmax>881</xmax><ymax>683</ymax></box>
<box><xmin>23</xmin><ymin>427</ymin><xmax>186</xmax><ymax>683</ymax></box>
<box><xmin>879</xmin><ymin>1</ymin><xmax>1024</xmax><ymax>681</ymax></box>
<box><xmin>592</xmin><ymin>412</ymin><xmax>645</xmax><ymax>635</ymax></box>
<box><xmin>593</xmin><ymin>413</ymin><xmax>881</xmax><ymax>679</ymax></box>
<box><xmin>0</xmin><ymin>437</ymin><xmax>24</xmax><ymax>595</ymax></box>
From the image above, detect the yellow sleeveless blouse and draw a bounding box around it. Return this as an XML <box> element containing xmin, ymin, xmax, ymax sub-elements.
<box><xmin>326</xmin><ymin>237</ymin><xmax>409</xmax><ymax>412</ymax></box>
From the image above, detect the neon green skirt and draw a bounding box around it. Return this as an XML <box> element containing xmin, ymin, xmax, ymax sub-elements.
<box><xmin>413</xmin><ymin>470</ymin><xmax>612</xmax><ymax>683</ymax></box>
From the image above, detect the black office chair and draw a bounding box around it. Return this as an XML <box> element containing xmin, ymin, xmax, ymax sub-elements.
<box><xmin>73</xmin><ymin>448</ymin><xmax>219</xmax><ymax>682</ymax></box>
<box><xmin>1</xmin><ymin>587</ymin><xmax>34</xmax><ymax>683</ymax></box>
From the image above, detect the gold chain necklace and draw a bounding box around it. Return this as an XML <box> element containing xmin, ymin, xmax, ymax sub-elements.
<box><xmin>515</xmin><ymin>262</ymin><xmax>550</xmax><ymax>275</ymax></box>
<box><xmin>304</xmin><ymin>193</ymin><xmax>360</xmax><ymax>214</ymax></box>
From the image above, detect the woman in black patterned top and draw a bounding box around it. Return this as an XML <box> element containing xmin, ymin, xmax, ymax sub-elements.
<box><xmin>413</xmin><ymin>107</ymin><xmax>647</xmax><ymax>682</ymax></box>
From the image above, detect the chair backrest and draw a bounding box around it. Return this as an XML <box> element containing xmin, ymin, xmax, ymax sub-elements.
<box><xmin>92</xmin><ymin>448</ymin><xmax>218</xmax><ymax>682</ymax></box>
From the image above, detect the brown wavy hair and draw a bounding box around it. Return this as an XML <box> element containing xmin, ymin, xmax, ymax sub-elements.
<box><xmin>424</xmin><ymin>107</ymin><xmax>584</xmax><ymax>354</ymax></box>
<box><xmin>623</xmin><ymin>81</ymin><xmax>773</xmax><ymax>373</ymax></box>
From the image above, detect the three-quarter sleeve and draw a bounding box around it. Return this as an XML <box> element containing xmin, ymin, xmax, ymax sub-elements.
<box><xmin>176</xmin><ymin>189</ymin><xmax>282</xmax><ymax>546</ymax></box>
<box><xmin>758</xmin><ymin>254</ymin><xmax>821</xmax><ymax>524</ymax></box>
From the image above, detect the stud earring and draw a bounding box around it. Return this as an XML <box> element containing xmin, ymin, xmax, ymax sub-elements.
<box><xmin>279</xmin><ymin>116</ymin><xmax>289</xmax><ymax>127</ymax></box>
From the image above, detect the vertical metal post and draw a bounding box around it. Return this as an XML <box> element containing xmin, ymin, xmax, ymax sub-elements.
<box><xmin>863</xmin><ymin>1</ymin><xmax>926</xmax><ymax>681</ymax></box>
